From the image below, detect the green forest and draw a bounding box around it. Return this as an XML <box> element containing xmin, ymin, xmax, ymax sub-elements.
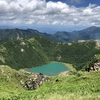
<box><xmin>0</xmin><ymin>36</ymin><xmax>100</xmax><ymax>70</ymax></box>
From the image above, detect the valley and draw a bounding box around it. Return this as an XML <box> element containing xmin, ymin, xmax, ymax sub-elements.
<box><xmin>0</xmin><ymin>27</ymin><xmax>100</xmax><ymax>99</ymax></box>
<box><xmin>1</xmin><ymin>0</ymin><xmax>100</xmax><ymax>99</ymax></box>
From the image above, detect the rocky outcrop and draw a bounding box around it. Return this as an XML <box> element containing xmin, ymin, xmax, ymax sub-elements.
<box><xmin>86</xmin><ymin>60</ymin><xmax>100</xmax><ymax>72</ymax></box>
<box><xmin>95</xmin><ymin>40</ymin><xmax>100</xmax><ymax>47</ymax></box>
<box><xmin>92</xmin><ymin>61</ymin><xmax>100</xmax><ymax>71</ymax></box>
<box><xmin>15</xmin><ymin>73</ymin><xmax>50</xmax><ymax>90</ymax></box>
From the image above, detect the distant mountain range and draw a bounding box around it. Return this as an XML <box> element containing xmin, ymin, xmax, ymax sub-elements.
<box><xmin>54</xmin><ymin>26</ymin><xmax>100</xmax><ymax>42</ymax></box>
<box><xmin>0</xmin><ymin>26</ymin><xmax>100</xmax><ymax>42</ymax></box>
<box><xmin>0</xmin><ymin>28</ymin><xmax>58</xmax><ymax>42</ymax></box>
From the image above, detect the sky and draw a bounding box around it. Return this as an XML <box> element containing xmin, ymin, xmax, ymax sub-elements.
<box><xmin>0</xmin><ymin>0</ymin><xmax>100</xmax><ymax>33</ymax></box>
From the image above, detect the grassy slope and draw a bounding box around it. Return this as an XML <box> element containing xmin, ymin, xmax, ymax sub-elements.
<box><xmin>0</xmin><ymin>65</ymin><xmax>34</xmax><ymax>98</ymax></box>
<box><xmin>0</xmin><ymin>37</ymin><xmax>100</xmax><ymax>99</ymax></box>
<box><xmin>0</xmin><ymin>65</ymin><xmax>100</xmax><ymax>100</ymax></box>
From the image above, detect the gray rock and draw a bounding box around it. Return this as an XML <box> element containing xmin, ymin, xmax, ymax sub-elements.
<box><xmin>21</xmin><ymin>73</ymin><xmax>51</xmax><ymax>90</ymax></box>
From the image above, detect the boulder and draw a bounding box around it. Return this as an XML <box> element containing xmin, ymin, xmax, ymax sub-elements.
<box><xmin>20</xmin><ymin>73</ymin><xmax>51</xmax><ymax>90</ymax></box>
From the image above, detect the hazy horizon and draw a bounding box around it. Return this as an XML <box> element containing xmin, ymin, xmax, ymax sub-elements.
<box><xmin>0</xmin><ymin>0</ymin><xmax>100</xmax><ymax>33</ymax></box>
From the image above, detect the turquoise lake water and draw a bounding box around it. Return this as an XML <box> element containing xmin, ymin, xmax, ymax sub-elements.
<box><xmin>28</xmin><ymin>62</ymin><xmax>70</xmax><ymax>76</ymax></box>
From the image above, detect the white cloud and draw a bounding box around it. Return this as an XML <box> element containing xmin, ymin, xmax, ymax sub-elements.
<box><xmin>67</xmin><ymin>0</ymin><xmax>83</xmax><ymax>3</ymax></box>
<box><xmin>0</xmin><ymin>0</ymin><xmax>100</xmax><ymax>28</ymax></box>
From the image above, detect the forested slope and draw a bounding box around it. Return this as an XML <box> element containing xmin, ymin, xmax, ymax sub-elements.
<box><xmin>0</xmin><ymin>36</ymin><xmax>100</xmax><ymax>70</ymax></box>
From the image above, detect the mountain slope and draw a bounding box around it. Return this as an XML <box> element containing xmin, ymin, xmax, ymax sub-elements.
<box><xmin>53</xmin><ymin>31</ymin><xmax>70</xmax><ymax>42</ymax></box>
<box><xmin>0</xmin><ymin>26</ymin><xmax>100</xmax><ymax>42</ymax></box>
<box><xmin>70</xmin><ymin>26</ymin><xmax>100</xmax><ymax>41</ymax></box>
<box><xmin>0</xmin><ymin>65</ymin><xmax>25</xmax><ymax>93</ymax></box>
<box><xmin>0</xmin><ymin>28</ymin><xmax>59</xmax><ymax>42</ymax></box>
<box><xmin>0</xmin><ymin>37</ymin><xmax>50</xmax><ymax>69</ymax></box>
<box><xmin>0</xmin><ymin>66</ymin><xmax>100</xmax><ymax>100</ymax></box>
<box><xmin>53</xmin><ymin>26</ymin><xmax>100</xmax><ymax>42</ymax></box>
<box><xmin>0</xmin><ymin>36</ymin><xmax>100</xmax><ymax>70</ymax></box>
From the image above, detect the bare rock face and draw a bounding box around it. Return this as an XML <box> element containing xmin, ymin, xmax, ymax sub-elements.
<box><xmin>86</xmin><ymin>60</ymin><xmax>100</xmax><ymax>72</ymax></box>
<box><xmin>95</xmin><ymin>40</ymin><xmax>100</xmax><ymax>47</ymax></box>
<box><xmin>93</xmin><ymin>61</ymin><xmax>100</xmax><ymax>71</ymax></box>
<box><xmin>17</xmin><ymin>73</ymin><xmax>50</xmax><ymax>90</ymax></box>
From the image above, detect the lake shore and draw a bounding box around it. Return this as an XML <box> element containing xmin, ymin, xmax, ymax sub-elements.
<box><xmin>58</xmin><ymin>63</ymin><xmax>76</xmax><ymax>76</ymax></box>
<box><xmin>21</xmin><ymin>62</ymin><xmax>76</xmax><ymax>76</ymax></box>
<box><xmin>63</xmin><ymin>63</ymin><xmax>76</xmax><ymax>71</ymax></box>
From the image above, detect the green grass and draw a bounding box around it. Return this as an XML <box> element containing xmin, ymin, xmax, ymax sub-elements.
<box><xmin>63</xmin><ymin>63</ymin><xmax>76</xmax><ymax>71</ymax></box>
<box><xmin>0</xmin><ymin>66</ymin><xmax>100</xmax><ymax>100</ymax></box>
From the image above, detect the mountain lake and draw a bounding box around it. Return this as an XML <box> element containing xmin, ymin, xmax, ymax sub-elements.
<box><xmin>28</xmin><ymin>62</ymin><xmax>70</xmax><ymax>76</ymax></box>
